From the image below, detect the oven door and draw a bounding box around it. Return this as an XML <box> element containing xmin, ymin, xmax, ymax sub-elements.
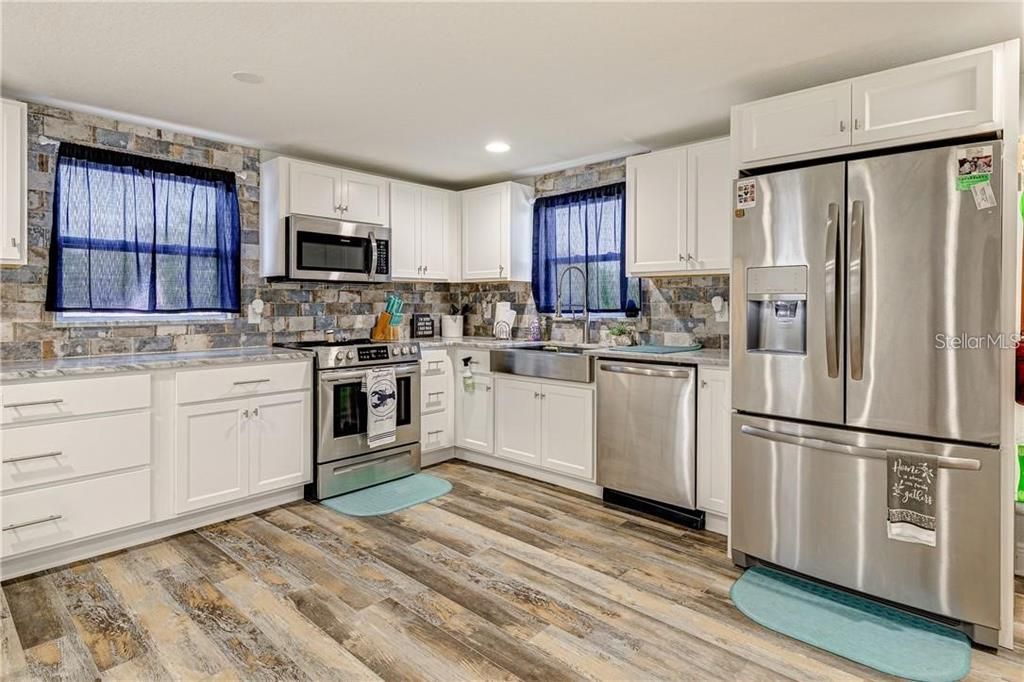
<box><xmin>287</xmin><ymin>215</ymin><xmax>391</xmax><ymax>283</ymax></box>
<box><xmin>317</xmin><ymin>365</ymin><xmax>420</xmax><ymax>463</ymax></box>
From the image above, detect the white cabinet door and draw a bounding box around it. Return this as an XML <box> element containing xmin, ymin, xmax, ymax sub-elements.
<box><xmin>420</xmin><ymin>187</ymin><xmax>450</xmax><ymax>280</ymax></box>
<box><xmin>389</xmin><ymin>181</ymin><xmax>422</xmax><ymax>279</ymax></box>
<box><xmin>1</xmin><ymin>99</ymin><xmax>26</xmax><ymax>264</ymax></box>
<box><xmin>494</xmin><ymin>376</ymin><xmax>543</xmax><ymax>465</ymax></box>
<box><xmin>249</xmin><ymin>391</ymin><xmax>311</xmax><ymax>495</ymax></box>
<box><xmin>456</xmin><ymin>374</ymin><xmax>494</xmax><ymax>454</ymax></box>
<box><xmin>852</xmin><ymin>48</ymin><xmax>997</xmax><ymax>145</ymax></box>
<box><xmin>175</xmin><ymin>399</ymin><xmax>249</xmax><ymax>513</ymax></box>
<box><xmin>461</xmin><ymin>184</ymin><xmax>507</xmax><ymax>280</ymax></box>
<box><xmin>341</xmin><ymin>170</ymin><xmax>389</xmax><ymax>225</ymax></box>
<box><xmin>626</xmin><ymin>147</ymin><xmax>687</xmax><ymax>275</ymax></box>
<box><xmin>686</xmin><ymin>138</ymin><xmax>732</xmax><ymax>272</ymax></box>
<box><xmin>734</xmin><ymin>82</ymin><xmax>852</xmax><ymax>163</ymax></box>
<box><xmin>289</xmin><ymin>160</ymin><xmax>343</xmax><ymax>219</ymax></box>
<box><xmin>696</xmin><ymin>367</ymin><xmax>731</xmax><ymax>517</ymax></box>
<box><xmin>539</xmin><ymin>383</ymin><xmax>594</xmax><ymax>481</ymax></box>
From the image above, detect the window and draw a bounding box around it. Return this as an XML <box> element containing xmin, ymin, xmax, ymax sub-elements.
<box><xmin>45</xmin><ymin>143</ymin><xmax>240</xmax><ymax>316</ymax></box>
<box><xmin>532</xmin><ymin>182</ymin><xmax>640</xmax><ymax>314</ymax></box>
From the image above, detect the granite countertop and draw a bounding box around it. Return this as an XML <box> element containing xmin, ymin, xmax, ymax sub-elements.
<box><xmin>412</xmin><ymin>337</ymin><xmax>729</xmax><ymax>367</ymax></box>
<box><xmin>0</xmin><ymin>346</ymin><xmax>313</xmax><ymax>382</ymax></box>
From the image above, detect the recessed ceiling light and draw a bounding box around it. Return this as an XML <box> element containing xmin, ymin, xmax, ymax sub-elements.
<box><xmin>485</xmin><ymin>141</ymin><xmax>511</xmax><ymax>153</ymax></box>
<box><xmin>232</xmin><ymin>71</ymin><xmax>264</xmax><ymax>85</ymax></box>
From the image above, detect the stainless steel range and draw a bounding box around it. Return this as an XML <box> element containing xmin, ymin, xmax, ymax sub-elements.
<box><xmin>275</xmin><ymin>338</ymin><xmax>421</xmax><ymax>499</ymax></box>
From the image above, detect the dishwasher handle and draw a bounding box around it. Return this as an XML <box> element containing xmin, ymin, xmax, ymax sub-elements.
<box><xmin>600</xmin><ymin>364</ymin><xmax>690</xmax><ymax>380</ymax></box>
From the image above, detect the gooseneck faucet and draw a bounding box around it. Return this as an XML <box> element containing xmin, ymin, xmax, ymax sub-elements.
<box><xmin>555</xmin><ymin>265</ymin><xmax>590</xmax><ymax>344</ymax></box>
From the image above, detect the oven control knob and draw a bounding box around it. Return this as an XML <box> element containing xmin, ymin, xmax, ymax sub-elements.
<box><xmin>346</xmin><ymin>351</ymin><xmax>355</xmax><ymax>360</ymax></box>
<box><xmin>401</xmin><ymin>346</ymin><xmax>410</xmax><ymax>355</ymax></box>
<box><xmin>392</xmin><ymin>346</ymin><xmax>400</xmax><ymax>356</ymax></box>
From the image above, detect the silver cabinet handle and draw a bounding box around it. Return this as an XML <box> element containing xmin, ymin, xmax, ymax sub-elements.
<box><xmin>600</xmin><ymin>364</ymin><xmax>690</xmax><ymax>380</ymax></box>
<box><xmin>242</xmin><ymin>409</ymin><xmax>250</xmax><ymax>418</ymax></box>
<box><xmin>849</xmin><ymin>199</ymin><xmax>865</xmax><ymax>381</ymax></box>
<box><xmin>427</xmin><ymin>391</ymin><xmax>443</xmax><ymax>400</ymax></box>
<box><xmin>534</xmin><ymin>391</ymin><xmax>540</xmax><ymax>398</ymax></box>
<box><xmin>4</xmin><ymin>398</ymin><xmax>64</xmax><ymax>409</ymax></box>
<box><xmin>701</xmin><ymin>380</ymin><xmax>708</xmax><ymax>388</ymax></box>
<box><xmin>498</xmin><ymin>264</ymin><xmax>504</xmax><ymax>276</ymax></box>
<box><xmin>233</xmin><ymin>378</ymin><xmax>270</xmax><ymax>386</ymax></box>
<box><xmin>3</xmin><ymin>514</ymin><xmax>63</xmax><ymax>531</ymax></box>
<box><xmin>839</xmin><ymin>120</ymin><xmax>846</xmax><ymax>132</ymax></box>
<box><xmin>10</xmin><ymin>237</ymin><xmax>16</xmax><ymax>247</ymax></box>
<box><xmin>739</xmin><ymin>425</ymin><xmax>981</xmax><ymax>471</ymax></box>
<box><xmin>252</xmin><ymin>407</ymin><xmax>260</xmax><ymax>417</ymax></box>
<box><xmin>341</xmin><ymin>205</ymin><xmax>349</xmax><ymax>212</ymax></box>
<box><xmin>427</xmin><ymin>430</ymin><xmax>444</xmax><ymax>436</ymax></box>
<box><xmin>3</xmin><ymin>451</ymin><xmax>62</xmax><ymax>464</ymax></box>
<box><xmin>824</xmin><ymin>201</ymin><xmax>840</xmax><ymax>379</ymax></box>
<box><xmin>853</xmin><ymin>118</ymin><xmax>860</xmax><ymax>130</ymax></box>
<box><xmin>485</xmin><ymin>385</ymin><xmax>492</xmax><ymax>392</ymax></box>
<box><xmin>678</xmin><ymin>254</ymin><xmax>685</xmax><ymax>262</ymax></box>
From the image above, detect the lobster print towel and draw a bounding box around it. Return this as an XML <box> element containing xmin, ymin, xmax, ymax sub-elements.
<box><xmin>886</xmin><ymin>450</ymin><xmax>938</xmax><ymax>547</ymax></box>
<box><xmin>365</xmin><ymin>367</ymin><xmax>397</xmax><ymax>448</ymax></box>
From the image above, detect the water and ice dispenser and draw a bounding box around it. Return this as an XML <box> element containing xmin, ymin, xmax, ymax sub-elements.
<box><xmin>745</xmin><ymin>265</ymin><xmax>807</xmax><ymax>355</ymax></box>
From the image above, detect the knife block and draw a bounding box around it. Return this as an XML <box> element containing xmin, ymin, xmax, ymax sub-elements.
<box><xmin>371</xmin><ymin>313</ymin><xmax>399</xmax><ymax>341</ymax></box>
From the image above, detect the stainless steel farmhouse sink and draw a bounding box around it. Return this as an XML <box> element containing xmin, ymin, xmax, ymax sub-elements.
<box><xmin>489</xmin><ymin>344</ymin><xmax>597</xmax><ymax>383</ymax></box>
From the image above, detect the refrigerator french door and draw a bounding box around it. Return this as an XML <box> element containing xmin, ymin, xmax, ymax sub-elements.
<box><xmin>731</xmin><ymin>141</ymin><xmax>1003</xmax><ymax>644</ymax></box>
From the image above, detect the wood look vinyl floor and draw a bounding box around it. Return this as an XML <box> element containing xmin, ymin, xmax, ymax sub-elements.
<box><xmin>2</xmin><ymin>461</ymin><xmax>1023</xmax><ymax>681</ymax></box>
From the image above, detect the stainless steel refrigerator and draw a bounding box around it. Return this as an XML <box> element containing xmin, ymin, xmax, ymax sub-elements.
<box><xmin>730</xmin><ymin>141</ymin><xmax>1003</xmax><ymax>645</ymax></box>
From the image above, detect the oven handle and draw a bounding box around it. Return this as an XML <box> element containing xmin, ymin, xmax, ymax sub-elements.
<box><xmin>320</xmin><ymin>366</ymin><xmax>419</xmax><ymax>383</ymax></box>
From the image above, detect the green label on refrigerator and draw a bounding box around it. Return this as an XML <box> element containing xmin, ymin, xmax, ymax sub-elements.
<box><xmin>956</xmin><ymin>173</ymin><xmax>991</xmax><ymax>191</ymax></box>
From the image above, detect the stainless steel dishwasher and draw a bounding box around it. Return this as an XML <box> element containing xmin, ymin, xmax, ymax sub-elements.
<box><xmin>596</xmin><ymin>359</ymin><xmax>701</xmax><ymax>527</ymax></box>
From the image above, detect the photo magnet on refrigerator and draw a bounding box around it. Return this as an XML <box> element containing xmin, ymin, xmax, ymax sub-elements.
<box><xmin>736</xmin><ymin>178</ymin><xmax>756</xmax><ymax>209</ymax></box>
<box><xmin>955</xmin><ymin>145</ymin><xmax>993</xmax><ymax>191</ymax></box>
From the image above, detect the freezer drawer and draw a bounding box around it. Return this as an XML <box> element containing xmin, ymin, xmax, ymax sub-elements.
<box><xmin>731</xmin><ymin>414</ymin><xmax>1000</xmax><ymax>629</ymax></box>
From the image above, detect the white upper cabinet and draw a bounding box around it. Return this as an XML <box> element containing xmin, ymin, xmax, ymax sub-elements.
<box><xmin>271</xmin><ymin>157</ymin><xmax>389</xmax><ymax>225</ymax></box>
<box><xmin>289</xmin><ymin>159</ymin><xmax>344</xmax><ymax>220</ymax></box>
<box><xmin>389</xmin><ymin>180</ymin><xmax>455</xmax><ymax>281</ymax></box>
<box><xmin>733</xmin><ymin>82</ymin><xmax>852</xmax><ymax>164</ymax></box>
<box><xmin>389</xmin><ymin>180</ymin><xmax>421</xmax><ymax>278</ymax></box>
<box><xmin>626</xmin><ymin>146</ymin><xmax>686</xmax><ymax>274</ymax></box>
<box><xmin>686</xmin><ymin>138</ymin><xmax>733</xmax><ymax>272</ymax></box>
<box><xmin>626</xmin><ymin>137</ymin><xmax>733</xmax><ymax>277</ymax></box>
<box><xmin>340</xmin><ymin>170</ymin><xmax>389</xmax><ymax>225</ymax></box>
<box><xmin>1</xmin><ymin>99</ymin><xmax>27</xmax><ymax>265</ymax></box>
<box><xmin>732</xmin><ymin>42</ymin><xmax>1007</xmax><ymax>168</ymax></box>
<box><xmin>851</xmin><ymin>47</ymin><xmax>997</xmax><ymax>146</ymax></box>
<box><xmin>460</xmin><ymin>181</ymin><xmax>533</xmax><ymax>281</ymax></box>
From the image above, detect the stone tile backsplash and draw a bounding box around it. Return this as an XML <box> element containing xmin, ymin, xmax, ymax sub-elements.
<box><xmin>0</xmin><ymin>103</ymin><xmax>728</xmax><ymax>362</ymax></box>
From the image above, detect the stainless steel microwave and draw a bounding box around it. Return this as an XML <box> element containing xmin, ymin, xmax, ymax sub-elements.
<box><xmin>261</xmin><ymin>214</ymin><xmax>391</xmax><ymax>283</ymax></box>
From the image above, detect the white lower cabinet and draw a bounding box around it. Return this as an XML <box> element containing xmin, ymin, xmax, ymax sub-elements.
<box><xmin>494</xmin><ymin>376</ymin><xmax>543</xmax><ymax>465</ymax></box>
<box><xmin>696</xmin><ymin>366</ymin><xmax>731</xmax><ymax>518</ymax></box>
<box><xmin>175</xmin><ymin>390</ymin><xmax>311</xmax><ymax>514</ymax></box>
<box><xmin>456</xmin><ymin>373</ymin><xmax>494</xmax><ymax>454</ymax></box>
<box><xmin>420</xmin><ymin>350</ymin><xmax>454</xmax><ymax>453</ymax></box>
<box><xmin>494</xmin><ymin>375</ymin><xmax>594</xmax><ymax>481</ymax></box>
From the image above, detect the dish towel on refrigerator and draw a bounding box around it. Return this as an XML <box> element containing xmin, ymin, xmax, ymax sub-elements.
<box><xmin>886</xmin><ymin>450</ymin><xmax>938</xmax><ymax>547</ymax></box>
<box><xmin>364</xmin><ymin>367</ymin><xmax>397</xmax><ymax>448</ymax></box>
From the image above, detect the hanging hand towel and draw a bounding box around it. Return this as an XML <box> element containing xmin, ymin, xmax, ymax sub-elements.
<box><xmin>364</xmin><ymin>367</ymin><xmax>397</xmax><ymax>448</ymax></box>
<box><xmin>886</xmin><ymin>450</ymin><xmax>938</xmax><ymax>547</ymax></box>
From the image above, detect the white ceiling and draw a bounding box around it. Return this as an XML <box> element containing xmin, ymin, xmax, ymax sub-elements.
<box><xmin>2</xmin><ymin>2</ymin><xmax>1021</xmax><ymax>189</ymax></box>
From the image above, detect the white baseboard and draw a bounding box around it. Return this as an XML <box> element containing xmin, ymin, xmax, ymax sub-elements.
<box><xmin>1</xmin><ymin>487</ymin><xmax>303</xmax><ymax>580</ymax></box>
<box><xmin>453</xmin><ymin>448</ymin><xmax>603</xmax><ymax>498</ymax></box>
<box><xmin>422</xmin><ymin>448</ymin><xmax>457</xmax><ymax>468</ymax></box>
<box><xmin>704</xmin><ymin>511</ymin><xmax>728</xmax><ymax>536</ymax></box>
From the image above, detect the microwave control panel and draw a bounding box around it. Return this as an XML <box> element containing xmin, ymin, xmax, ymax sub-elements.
<box><xmin>375</xmin><ymin>241</ymin><xmax>390</xmax><ymax>275</ymax></box>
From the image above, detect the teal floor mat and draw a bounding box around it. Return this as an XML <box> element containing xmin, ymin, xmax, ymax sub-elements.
<box><xmin>731</xmin><ymin>566</ymin><xmax>971</xmax><ymax>682</ymax></box>
<box><xmin>320</xmin><ymin>473</ymin><xmax>451</xmax><ymax>517</ymax></box>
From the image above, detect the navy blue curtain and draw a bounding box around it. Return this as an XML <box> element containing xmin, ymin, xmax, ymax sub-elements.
<box><xmin>45</xmin><ymin>143</ymin><xmax>240</xmax><ymax>313</ymax></box>
<box><xmin>532</xmin><ymin>182</ymin><xmax>640</xmax><ymax>314</ymax></box>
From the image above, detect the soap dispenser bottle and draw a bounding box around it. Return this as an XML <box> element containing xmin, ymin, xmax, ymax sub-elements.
<box><xmin>461</xmin><ymin>356</ymin><xmax>475</xmax><ymax>393</ymax></box>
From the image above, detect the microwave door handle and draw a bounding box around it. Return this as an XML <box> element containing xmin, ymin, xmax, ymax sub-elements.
<box><xmin>368</xmin><ymin>231</ymin><xmax>378</xmax><ymax>276</ymax></box>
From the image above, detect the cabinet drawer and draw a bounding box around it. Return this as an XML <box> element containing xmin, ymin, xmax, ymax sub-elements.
<box><xmin>422</xmin><ymin>411</ymin><xmax>452</xmax><ymax>452</ymax></box>
<box><xmin>176</xmin><ymin>361</ymin><xmax>310</xmax><ymax>405</ymax></box>
<box><xmin>454</xmin><ymin>349</ymin><xmax>490</xmax><ymax>374</ymax></box>
<box><xmin>1</xmin><ymin>412</ymin><xmax>150</xmax><ymax>492</ymax></box>
<box><xmin>421</xmin><ymin>351</ymin><xmax>449</xmax><ymax>377</ymax></box>
<box><xmin>1</xmin><ymin>374</ymin><xmax>150</xmax><ymax>425</ymax></box>
<box><xmin>421</xmin><ymin>373</ymin><xmax>450</xmax><ymax>414</ymax></box>
<box><xmin>2</xmin><ymin>469</ymin><xmax>150</xmax><ymax>557</ymax></box>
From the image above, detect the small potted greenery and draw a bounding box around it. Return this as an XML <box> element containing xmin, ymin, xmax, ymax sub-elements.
<box><xmin>607</xmin><ymin>323</ymin><xmax>635</xmax><ymax>347</ymax></box>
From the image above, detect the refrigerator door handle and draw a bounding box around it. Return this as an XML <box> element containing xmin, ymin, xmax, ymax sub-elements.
<box><xmin>739</xmin><ymin>425</ymin><xmax>981</xmax><ymax>471</ymax></box>
<box><xmin>849</xmin><ymin>199</ymin><xmax>865</xmax><ymax>380</ymax></box>
<box><xmin>824</xmin><ymin>202</ymin><xmax>840</xmax><ymax>379</ymax></box>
